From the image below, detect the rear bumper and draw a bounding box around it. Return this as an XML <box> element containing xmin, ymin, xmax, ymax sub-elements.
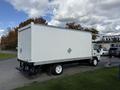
<box><xmin>17</xmin><ymin>58</ymin><xmax>34</xmax><ymax>66</ymax></box>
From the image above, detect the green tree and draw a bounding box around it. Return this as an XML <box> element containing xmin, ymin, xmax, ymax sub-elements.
<box><xmin>84</xmin><ymin>28</ymin><xmax>99</xmax><ymax>40</ymax></box>
<box><xmin>66</xmin><ymin>22</ymin><xmax>99</xmax><ymax>40</ymax></box>
<box><xmin>66</xmin><ymin>22</ymin><xmax>83</xmax><ymax>30</ymax></box>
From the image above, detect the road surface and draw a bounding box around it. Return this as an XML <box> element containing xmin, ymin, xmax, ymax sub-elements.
<box><xmin>0</xmin><ymin>50</ymin><xmax>17</xmax><ymax>54</ymax></box>
<box><xmin>0</xmin><ymin>57</ymin><xmax>120</xmax><ymax>90</ymax></box>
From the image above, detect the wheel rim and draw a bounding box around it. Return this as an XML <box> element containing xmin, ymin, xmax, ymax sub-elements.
<box><xmin>55</xmin><ymin>65</ymin><xmax>62</xmax><ymax>74</ymax></box>
<box><xmin>93</xmin><ymin>60</ymin><xmax>97</xmax><ymax>66</ymax></box>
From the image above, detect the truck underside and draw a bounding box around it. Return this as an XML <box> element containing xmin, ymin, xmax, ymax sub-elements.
<box><xmin>17</xmin><ymin>56</ymin><xmax>99</xmax><ymax>76</ymax></box>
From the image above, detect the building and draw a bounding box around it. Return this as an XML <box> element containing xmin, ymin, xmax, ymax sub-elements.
<box><xmin>102</xmin><ymin>35</ymin><xmax>120</xmax><ymax>43</ymax></box>
<box><xmin>94</xmin><ymin>34</ymin><xmax>120</xmax><ymax>50</ymax></box>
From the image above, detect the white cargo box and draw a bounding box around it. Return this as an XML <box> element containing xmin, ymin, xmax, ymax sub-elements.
<box><xmin>18</xmin><ymin>23</ymin><xmax>92</xmax><ymax>65</ymax></box>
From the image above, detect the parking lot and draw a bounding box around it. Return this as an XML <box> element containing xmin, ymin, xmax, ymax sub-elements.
<box><xmin>0</xmin><ymin>56</ymin><xmax>120</xmax><ymax>90</ymax></box>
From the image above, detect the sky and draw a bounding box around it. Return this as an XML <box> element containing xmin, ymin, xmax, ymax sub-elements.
<box><xmin>0</xmin><ymin>0</ymin><xmax>120</xmax><ymax>37</ymax></box>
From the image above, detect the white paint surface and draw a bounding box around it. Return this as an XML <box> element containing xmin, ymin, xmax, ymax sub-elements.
<box><xmin>18</xmin><ymin>23</ymin><xmax>92</xmax><ymax>65</ymax></box>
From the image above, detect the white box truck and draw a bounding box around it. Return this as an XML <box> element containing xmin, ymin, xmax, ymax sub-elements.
<box><xmin>17</xmin><ymin>22</ymin><xmax>100</xmax><ymax>75</ymax></box>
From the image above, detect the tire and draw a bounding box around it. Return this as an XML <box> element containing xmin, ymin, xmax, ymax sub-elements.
<box><xmin>91</xmin><ymin>58</ymin><xmax>98</xmax><ymax>66</ymax></box>
<box><xmin>28</xmin><ymin>66</ymin><xmax>37</xmax><ymax>75</ymax></box>
<box><xmin>51</xmin><ymin>64</ymin><xmax>63</xmax><ymax>75</ymax></box>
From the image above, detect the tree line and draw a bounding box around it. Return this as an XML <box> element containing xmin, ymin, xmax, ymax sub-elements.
<box><xmin>0</xmin><ymin>18</ymin><xmax>98</xmax><ymax>50</ymax></box>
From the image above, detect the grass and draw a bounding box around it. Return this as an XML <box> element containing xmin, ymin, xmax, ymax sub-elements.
<box><xmin>0</xmin><ymin>53</ymin><xmax>16</xmax><ymax>60</ymax></box>
<box><xmin>15</xmin><ymin>67</ymin><xmax>120</xmax><ymax>90</ymax></box>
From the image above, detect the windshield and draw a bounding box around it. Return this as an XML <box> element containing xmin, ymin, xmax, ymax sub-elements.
<box><xmin>93</xmin><ymin>43</ymin><xmax>100</xmax><ymax>51</ymax></box>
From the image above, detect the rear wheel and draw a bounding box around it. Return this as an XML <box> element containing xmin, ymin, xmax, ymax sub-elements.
<box><xmin>28</xmin><ymin>66</ymin><xmax>38</xmax><ymax>75</ymax></box>
<box><xmin>50</xmin><ymin>64</ymin><xmax>63</xmax><ymax>75</ymax></box>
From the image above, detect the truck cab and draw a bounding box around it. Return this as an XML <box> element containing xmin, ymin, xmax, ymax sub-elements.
<box><xmin>90</xmin><ymin>43</ymin><xmax>101</xmax><ymax>66</ymax></box>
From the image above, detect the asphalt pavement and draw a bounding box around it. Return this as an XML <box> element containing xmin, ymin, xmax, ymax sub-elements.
<box><xmin>0</xmin><ymin>56</ymin><xmax>120</xmax><ymax>90</ymax></box>
<box><xmin>0</xmin><ymin>50</ymin><xmax>17</xmax><ymax>54</ymax></box>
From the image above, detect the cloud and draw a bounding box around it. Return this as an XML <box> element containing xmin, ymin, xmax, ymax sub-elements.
<box><xmin>0</xmin><ymin>29</ymin><xmax>5</xmax><ymax>38</ymax></box>
<box><xmin>115</xmin><ymin>25</ymin><xmax>120</xmax><ymax>30</ymax></box>
<box><xmin>0</xmin><ymin>29</ymin><xmax>4</xmax><ymax>32</ymax></box>
<box><xmin>49</xmin><ymin>0</ymin><xmax>120</xmax><ymax>35</ymax></box>
<box><xmin>7</xmin><ymin>0</ymin><xmax>120</xmax><ymax>35</ymax></box>
<box><xmin>7</xmin><ymin>0</ymin><xmax>49</xmax><ymax>17</ymax></box>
